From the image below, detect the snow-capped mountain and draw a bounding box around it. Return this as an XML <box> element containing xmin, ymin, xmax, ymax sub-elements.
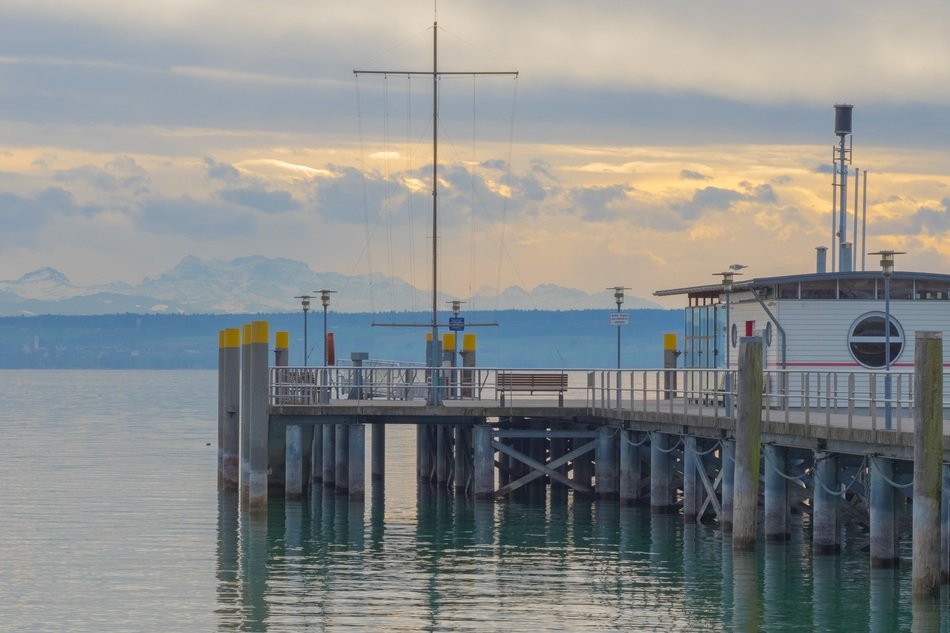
<box><xmin>0</xmin><ymin>257</ymin><xmax>660</xmax><ymax>315</ymax></box>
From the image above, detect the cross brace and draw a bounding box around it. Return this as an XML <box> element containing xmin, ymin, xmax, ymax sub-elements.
<box><xmin>492</xmin><ymin>439</ymin><xmax>596</xmax><ymax>497</ymax></box>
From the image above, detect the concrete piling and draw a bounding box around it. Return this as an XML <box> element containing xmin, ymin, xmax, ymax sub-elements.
<box><xmin>682</xmin><ymin>436</ymin><xmax>701</xmax><ymax>522</ymax></box>
<box><xmin>733</xmin><ymin>336</ymin><xmax>763</xmax><ymax>551</ymax></box>
<box><xmin>311</xmin><ymin>424</ymin><xmax>323</xmax><ymax>484</ymax></box>
<box><xmin>349</xmin><ymin>423</ymin><xmax>365</xmax><ymax>501</ymax></box>
<box><xmin>454</xmin><ymin>425</ymin><xmax>470</xmax><ymax>494</ymax></box>
<box><xmin>285</xmin><ymin>424</ymin><xmax>303</xmax><ymax>501</ymax></box>
<box><xmin>721</xmin><ymin>440</ymin><xmax>735</xmax><ymax>532</ymax></box>
<box><xmin>417</xmin><ymin>424</ymin><xmax>432</xmax><ymax>482</ymax></box>
<box><xmin>813</xmin><ymin>452</ymin><xmax>840</xmax><ymax>555</ymax></box>
<box><xmin>619</xmin><ymin>430</ymin><xmax>643</xmax><ymax>505</ymax></box>
<box><xmin>240</xmin><ymin>323</ymin><xmax>252</xmax><ymax>504</ymax></box>
<box><xmin>247</xmin><ymin>320</ymin><xmax>270</xmax><ymax>511</ymax></box>
<box><xmin>372</xmin><ymin>423</ymin><xmax>385</xmax><ymax>482</ymax></box>
<box><xmin>764</xmin><ymin>444</ymin><xmax>789</xmax><ymax>542</ymax></box>
<box><xmin>942</xmin><ymin>464</ymin><xmax>950</xmax><ymax>582</ymax></box>
<box><xmin>912</xmin><ymin>331</ymin><xmax>942</xmax><ymax>597</ymax></box>
<box><xmin>650</xmin><ymin>433</ymin><xmax>675</xmax><ymax>513</ymax></box>
<box><xmin>218</xmin><ymin>328</ymin><xmax>240</xmax><ymax>491</ymax></box>
<box><xmin>595</xmin><ymin>426</ymin><xmax>618</xmax><ymax>498</ymax></box>
<box><xmin>870</xmin><ymin>456</ymin><xmax>899</xmax><ymax>567</ymax></box>
<box><xmin>322</xmin><ymin>423</ymin><xmax>335</xmax><ymax>487</ymax></box>
<box><xmin>335</xmin><ymin>423</ymin><xmax>349</xmax><ymax>494</ymax></box>
<box><xmin>473</xmin><ymin>424</ymin><xmax>494</xmax><ymax>500</ymax></box>
<box><xmin>436</xmin><ymin>425</ymin><xmax>450</xmax><ymax>485</ymax></box>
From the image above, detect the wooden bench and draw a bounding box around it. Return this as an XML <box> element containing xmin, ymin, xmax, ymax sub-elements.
<box><xmin>496</xmin><ymin>372</ymin><xmax>569</xmax><ymax>407</ymax></box>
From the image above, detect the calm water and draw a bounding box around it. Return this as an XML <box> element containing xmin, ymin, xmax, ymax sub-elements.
<box><xmin>0</xmin><ymin>370</ymin><xmax>946</xmax><ymax>632</ymax></box>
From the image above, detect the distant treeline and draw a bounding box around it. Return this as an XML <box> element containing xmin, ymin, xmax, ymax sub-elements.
<box><xmin>0</xmin><ymin>309</ymin><xmax>683</xmax><ymax>369</ymax></box>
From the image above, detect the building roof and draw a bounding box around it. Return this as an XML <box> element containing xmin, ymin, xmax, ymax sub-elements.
<box><xmin>653</xmin><ymin>270</ymin><xmax>950</xmax><ymax>298</ymax></box>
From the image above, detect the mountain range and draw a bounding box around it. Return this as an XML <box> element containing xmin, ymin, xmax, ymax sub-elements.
<box><xmin>0</xmin><ymin>256</ymin><xmax>660</xmax><ymax>316</ymax></box>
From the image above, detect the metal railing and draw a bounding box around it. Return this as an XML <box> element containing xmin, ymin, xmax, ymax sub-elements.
<box><xmin>269</xmin><ymin>365</ymin><xmax>941</xmax><ymax>432</ymax></box>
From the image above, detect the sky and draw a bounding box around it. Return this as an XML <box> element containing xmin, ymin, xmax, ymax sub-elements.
<box><xmin>3</xmin><ymin>0</ymin><xmax>950</xmax><ymax>310</ymax></box>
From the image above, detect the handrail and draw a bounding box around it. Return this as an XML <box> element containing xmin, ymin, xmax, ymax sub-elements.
<box><xmin>268</xmin><ymin>366</ymin><xmax>941</xmax><ymax>432</ymax></box>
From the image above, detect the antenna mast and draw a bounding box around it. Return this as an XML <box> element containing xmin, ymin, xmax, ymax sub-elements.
<box><xmin>354</xmin><ymin>20</ymin><xmax>517</xmax><ymax>404</ymax></box>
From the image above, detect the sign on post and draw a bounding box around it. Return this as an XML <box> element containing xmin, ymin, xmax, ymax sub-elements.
<box><xmin>609</xmin><ymin>312</ymin><xmax>629</xmax><ymax>326</ymax></box>
<box><xmin>449</xmin><ymin>317</ymin><xmax>465</xmax><ymax>332</ymax></box>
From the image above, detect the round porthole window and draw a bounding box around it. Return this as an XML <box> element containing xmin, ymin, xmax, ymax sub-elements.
<box><xmin>848</xmin><ymin>312</ymin><xmax>904</xmax><ymax>369</ymax></box>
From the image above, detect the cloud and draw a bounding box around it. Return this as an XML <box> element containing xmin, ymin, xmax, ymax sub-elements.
<box><xmin>814</xmin><ymin>164</ymin><xmax>835</xmax><ymax>174</ymax></box>
<box><xmin>680</xmin><ymin>169</ymin><xmax>709</xmax><ymax>180</ymax></box>
<box><xmin>567</xmin><ymin>184</ymin><xmax>632</xmax><ymax>221</ymax></box>
<box><xmin>219</xmin><ymin>186</ymin><xmax>300</xmax><ymax>213</ymax></box>
<box><xmin>135</xmin><ymin>195</ymin><xmax>255</xmax><ymax>237</ymax></box>
<box><xmin>205</xmin><ymin>157</ymin><xmax>241</xmax><ymax>183</ymax></box>
<box><xmin>53</xmin><ymin>156</ymin><xmax>149</xmax><ymax>195</ymax></box>
<box><xmin>877</xmin><ymin>198</ymin><xmax>950</xmax><ymax>235</ymax></box>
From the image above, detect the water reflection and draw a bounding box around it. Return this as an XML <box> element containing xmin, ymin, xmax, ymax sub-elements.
<box><xmin>215</xmin><ymin>487</ymin><xmax>946</xmax><ymax>632</ymax></box>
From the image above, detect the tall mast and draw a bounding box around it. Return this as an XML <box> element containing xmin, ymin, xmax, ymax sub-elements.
<box><xmin>431</xmin><ymin>21</ymin><xmax>439</xmax><ymax>372</ymax></box>
<box><xmin>354</xmin><ymin>20</ymin><xmax>517</xmax><ymax>404</ymax></box>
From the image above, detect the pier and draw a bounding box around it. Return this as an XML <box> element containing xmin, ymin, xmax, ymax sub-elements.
<box><xmin>218</xmin><ymin>322</ymin><xmax>950</xmax><ymax>594</ymax></box>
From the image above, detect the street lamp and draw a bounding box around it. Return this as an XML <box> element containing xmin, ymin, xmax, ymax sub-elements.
<box><xmin>714</xmin><ymin>269</ymin><xmax>742</xmax><ymax>412</ymax></box>
<box><xmin>294</xmin><ymin>295</ymin><xmax>313</xmax><ymax>366</ymax></box>
<box><xmin>315</xmin><ymin>289</ymin><xmax>336</xmax><ymax>404</ymax></box>
<box><xmin>607</xmin><ymin>286</ymin><xmax>630</xmax><ymax>369</ymax></box>
<box><xmin>869</xmin><ymin>250</ymin><xmax>904</xmax><ymax>430</ymax></box>
<box><xmin>607</xmin><ymin>286</ymin><xmax>630</xmax><ymax>410</ymax></box>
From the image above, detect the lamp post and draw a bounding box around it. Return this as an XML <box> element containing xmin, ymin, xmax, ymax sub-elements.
<box><xmin>608</xmin><ymin>286</ymin><xmax>630</xmax><ymax>410</ymax></box>
<box><xmin>869</xmin><ymin>250</ymin><xmax>903</xmax><ymax>430</ymax></box>
<box><xmin>714</xmin><ymin>269</ymin><xmax>742</xmax><ymax>412</ymax></box>
<box><xmin>316</xmin><ymin>289</ymin><xmax>336</xmax><ymax>404</ymax></box>
<box><xmin>294</xmin><ymin>295</ymin><xmax>313</xmax><ymax>366</ymax></box>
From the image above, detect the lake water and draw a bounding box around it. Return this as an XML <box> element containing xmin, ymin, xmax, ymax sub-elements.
<box><xmin>0</xmin><ymin>370</ymin><xmax>947</xmax><ymax>632</ymax></box>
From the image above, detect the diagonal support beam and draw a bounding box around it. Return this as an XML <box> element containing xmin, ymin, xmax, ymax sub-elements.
<box><xmin>698</xmin><ymin>468</ymin><xmax>724</xmax><ymax>523</ymax></box>
<box><xmin>493</xmin><ymin>439</ymin><xmax>595</xmax><ymax>497</ymax></box>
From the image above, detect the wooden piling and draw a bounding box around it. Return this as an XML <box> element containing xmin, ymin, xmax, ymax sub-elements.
<box><xmin>650</xmin><ymin>432</ymin><xmax>675</xmax><ymax>513</ymax></box>
<box><xmin>436</xmin><ymin>425</ymin><xmax>450</xmax><ymax>485</ymax></box>
<box><xmin>349</xmin><ymin>423</ymin><xmax>365</xmax><ymax>501</ymax></box>
<box><xmin>942</xmin><ymin>464</ymin><xmax>950</xmax><ymax>583</ymax></box>
<box><xmin>473</xmin><ymin>424</ymin><xmax>493</xmax><ymax>499</ymax></box>
<box><xmin>454</xmin><ymin>425</ymin><xmax>470</xmax><ymax>494</ymax></box>
<box><xmin>218</xmin><ymin>328</ymin><xmax>240</xmax><ymax>491</ymax></box>
<box><xmin>733</xmin><ymin>336</ymin><xmax>763</xmax><ymax>551</ymax></box>
<box><xmin>870</xmin><ymin>456</ymin><xmax>899</xmax><ymax>568</ymax></box>
<box><xmin>417</xmin><ymin>424</ymin><xmax>431</xmax><ymax>482</ymax></box>
<box><xmin>247</xmin><ymin>320</ymin><xmax>270</xmax><ymax>510</ymax></box>
<box><xmin>912</xmin><ymin>331</ymin><xmax>942</xmax><ymax>597</ymax></box>
<box><xmin>764</xmin><ymin>444</ymin><xmax>789</xmax><ymax>542</ymax></box>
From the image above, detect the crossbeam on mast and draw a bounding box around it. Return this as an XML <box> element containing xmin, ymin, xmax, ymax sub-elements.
<box><xmin>353</xmin><ymin>20</ymin><xmax>517</xmax><ymax>405</ymax></box>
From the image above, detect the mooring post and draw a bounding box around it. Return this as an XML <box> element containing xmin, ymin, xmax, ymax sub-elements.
<box><xmin>595</xmin><ymin>426</ymin><xmax>619</xmax><ymax>499</ymax></box>
<box><xmin>813</xmin><ymin>452</ymin><xmax>840</xmax><ymax>554</ymax></box>
<box><xmin>322</xmin><ymin>423</ymin><xmax>335</xmax><ymax>487</ymax></box>
<box><xmin>764</xmin><ymin>444</ymin><xmax>789</xmax><ymax>542</ymax></box>
<box><xmin>870</xmin><ymin>456</ymin><xmax>899</xmax><ymax>567</ymax></box>
<box><xmin>650</xmin><ymin>432</ymin><xmax>675</xmax><ymax>513</ymax></box>
<box><xmin>733</xmin><ymin>336</ymin><xmax>763</xmax><ymax>551</ymax></box>
<box><xmin>682</xmin><ymin>435</ymin><xmax>701</xmax><ymax>522</ymax></box>
<box><xmin>619</xmin><ymin>430</ymin><xmax>643</xmax><ymax>505</ymax></box>
<box><xmin>248</xmin><ymin>320</ymin><xmax>270</xmax><ymax>511</ymax></box>
<box><xmin>912</xmin><ymin>331</ymin><xmax>942</xmax><ymax>597</ymax></box>
<box><xmin>219</xmin><ymin>328</ymin><xmax>240</xmax><ymax>491</ymax></box>
<box><xmin>335</xmin><ymin>422</ymin><xmax>349</xmax><ymax>494</ymax></box>
<box><xmin>721</xmin><ymin>440</ymin><xmax>735</xmax><ymax>532</ymax></box>
<box><xmin>942</xmin><ymin>464</ymin><xmax>950</xmax><ymax>582</ymax></box>
<box><xmin>372</xmin><ymin>423</ymin><xmax>385</xmax><ymax>483</ymax></box>
<box><xmin>349</xmin><ymin>423</ymin><xmax>365</xmax><ymax>501</ymax></box>
<box><xmin>473</xmin><ymin>424</ymin><xmax>494</xmax><ymax>499</ymax></box>
<box><xmin>240</xmin><ymin>323</ymin><xmax>252</xmax><ymax>504</ymax></box>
